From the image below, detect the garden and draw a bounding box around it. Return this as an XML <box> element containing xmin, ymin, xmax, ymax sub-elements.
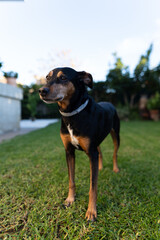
<box><xmin>0</xmin><ymin>45</ymin><xmax>160</xmax><ymax>239</ymax></box>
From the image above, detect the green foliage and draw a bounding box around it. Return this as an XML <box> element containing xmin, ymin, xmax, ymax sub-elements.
<box><xmin>26</xmin><ymin>84</ymin><xmax>41</xmax><ymax>119</ymax></box>
<box><xmin>147</xmin><ymin>92</ymin><xmax>160</xmax><ymax>110</ymax></box>
<box><xmin>105</xmin><ymin>44</ymin><xmax>160</xmax><ymax>109</ymax></box>
<box><xmin>90</xmin><ymin>81</ymin><xmax>107</xmax><ymax>102</ymax></box>
<box><xmin>144</xmin><ymin>65</ymin><xmax>160</xmax><ymax>95</ymax></box>
<box><xmin>18</xmin><ymin>84</ymin><xmax>60</xmax><ymax>119</ymax></box>
<box><xmin>18</xmin><ymin>84</ymin><xmax>40</xmax><ymax>119</ymax></box>
<box><xmin>116</xmin><ymin>105</ymin><xmax>141</xmax><ymax>120</ymax></box>
<box><xmin>27</xmin><ymin>92</ymin><xmax>40</xmax><ymax>119</ymax></box>
<box><xmin>0</xmin><ymin>121</ymin><xmax>160</xmax><ymax>239</ymax></box>
<box><xmin>3</xmin><ymin>71</ymin><xmax>18</xmax><ymax>78</ymax></box>
<box><xmin>116</xmin><ymin>105</ymin><xmax>130</xmax><ymax>120</ymax></box>
<box><xmin>18</xmin><ymin>84</ymin><xmax>31</xmax><ymax>119</ymax></box>
<box><xmin>0</xmin><ymin>61</ymin><xmax>3</xmax><ymax>69</ymax></box>
<box><xmin>106</xmin><ymin>54</ymin><xmax>133</xmax><ymax>106</ymax></box>
<box><xmin>134</xmin><ymin>44</ymin><xmax>152</xmax><ymax>82</ymax></box>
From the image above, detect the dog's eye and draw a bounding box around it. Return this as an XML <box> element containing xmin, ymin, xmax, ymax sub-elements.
<box><xmin>60</xmin><ymin>75</ymin><xmax>67</xmax><ymax>81</ymax></box>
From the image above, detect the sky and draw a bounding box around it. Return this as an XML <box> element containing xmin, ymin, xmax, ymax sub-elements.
<box><xmin>0</xmin><ymin>0</ymin><xmax>160</xmax><ymax>85</ymax></box>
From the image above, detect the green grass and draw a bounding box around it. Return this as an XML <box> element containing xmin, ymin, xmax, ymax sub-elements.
<box><xmin>0</xmin><ymin>121</ymin><xmax>160</xmax><ymax>239</ymax></box>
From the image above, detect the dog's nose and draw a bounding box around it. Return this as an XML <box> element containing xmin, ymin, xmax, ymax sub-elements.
<box><xmin>39</xmin><ymin>87</ymin><xmax>49</xmax><ymax>97</ymax></box>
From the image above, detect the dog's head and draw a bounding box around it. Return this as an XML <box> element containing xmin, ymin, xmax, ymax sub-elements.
<box><xmin>39</xmin><ymin>67</ymin><xmax>93</xmax><ymax>107</ymax></box>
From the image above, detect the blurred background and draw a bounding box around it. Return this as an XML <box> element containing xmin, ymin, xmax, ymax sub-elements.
<box><xmin>0</xmin><ymin>0</ymin><xmax>160</xmax><ymax>134</ymax></box>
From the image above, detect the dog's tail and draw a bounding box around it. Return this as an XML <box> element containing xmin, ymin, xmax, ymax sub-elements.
<box><xmin>113</xmin><ymin>111</ymin><xmax>120</xmax><ymax>147</ymax></box>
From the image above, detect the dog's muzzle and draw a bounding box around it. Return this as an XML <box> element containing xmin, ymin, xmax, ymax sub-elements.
<box><xmin>39</xmin><ymin>87</ymin><xmax>49</xmax><ymax>97</ymax></box>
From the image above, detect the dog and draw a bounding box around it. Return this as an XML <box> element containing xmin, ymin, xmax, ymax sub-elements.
<box><xmin>39</xmin><ymin>67</ymin><xmax>120</xmax><ymax>221</ymax></box>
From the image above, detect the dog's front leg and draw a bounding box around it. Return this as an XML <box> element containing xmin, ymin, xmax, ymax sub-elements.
<box><xmin>65</xmin><ymin>148</ymin><xmax>76</xmax><ymax>206</ymax></box>
<box><xmin>85</xmin><ymin>149</ymin><xmax>99</xmax><ymax>221</ymax></box>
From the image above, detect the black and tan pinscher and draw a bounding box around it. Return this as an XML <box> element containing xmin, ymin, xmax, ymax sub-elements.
<box><xmin>39</xmin><ymin>67</ymin><xmax>120</xmax><ymax>221</ymax></box>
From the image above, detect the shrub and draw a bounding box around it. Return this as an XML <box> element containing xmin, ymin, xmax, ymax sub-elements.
<box><xmin>147</xmin><ymin>92</ymin><xmax>160</xmax><ymax>110</ymax></box>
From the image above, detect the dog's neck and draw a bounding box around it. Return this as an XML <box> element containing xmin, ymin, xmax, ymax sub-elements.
<box><xmin>59</xmin><ymin>99</ymin><xmax>89</xmax><ymax>117</ymax></box>
<box><xmin>58</xmin><ymin>91</ymin><xmax>88</xmax><ymax>114</ymax></box>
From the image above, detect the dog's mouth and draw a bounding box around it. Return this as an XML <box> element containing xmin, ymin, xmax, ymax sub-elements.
<box><xmin>42</xmin><ymin>96</ymin><xmax>64</xmax><ymax>103</ymax></box>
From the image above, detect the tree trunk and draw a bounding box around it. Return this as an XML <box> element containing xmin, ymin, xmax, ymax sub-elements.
<box><xmin>123</xmin><ymin>93</ymin><xmax>128</xmax><ymax>106</ymax></box>
<box><xmin>130</xmin><ymin>94</ymin><xmax>136</xmax><ymax>108</ymax></box>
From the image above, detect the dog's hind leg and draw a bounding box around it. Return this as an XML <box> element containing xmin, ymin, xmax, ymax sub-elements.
<box><xmin>110</xmin><ymin>129</ymin><xmax>120</xmax><ymax>173</ymax></box>
<box><xmin>97</xmin><ymin>146</ymin><xmax>103</xmax><ymax>170</ymax></box>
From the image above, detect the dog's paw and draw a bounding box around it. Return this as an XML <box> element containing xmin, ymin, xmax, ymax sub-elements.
<box><xmin>113</xmin><ymin>167</ymin><xmax>120</xmax><ymax>173</ymax></box>
<box><xmin>85</xmin><ymin>208</ymin><xmax>97</xmax><ymax>222</ymax></box>
<box><xmin>64</xmin><ymin>196</ymin><xmax>75</xmax><ymax>207</ymax></box>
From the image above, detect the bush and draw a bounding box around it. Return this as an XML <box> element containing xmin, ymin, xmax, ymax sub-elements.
<box><xmin>147</xmin><ymin>92</ymin><xmax>160</xmax><ymax>110</ymax></box>
<box><xmin>117</xmin><ymin>105</ymin><xmax>140</xmax><ymax>120</ymax></box>
<box><xmin>19</xmin><ymin>84</ymin><xmax>60</xmax><ymax>119</ymax></box>
<box><xmin>117</xmin><ymin>105</ymin><xmax>130</xmax><ymax>120</ymax></box>
<box><xmin>27</xmin><ymin>93</ymin><xmax>40</xmax><ymax>119</ymax></box>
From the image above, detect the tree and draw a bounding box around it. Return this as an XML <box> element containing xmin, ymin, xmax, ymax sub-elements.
<box><xmin>106</xmin><ymin>53</ymin><xmax>131</xmax><ymax>106</ymax></box>
<box><xmin>18</xmin><ymin>83</ymin><xmax>60</xmax><ymax>119</ymax></box>
<box><xmin>18</xmin><ymin>84</ymin><xmax>41</xmax><ymax>119</ymax></box>
<box><xmin>133</xmin><ymin>44</ymin><xmax>153</xmax><ymax>96</ymax></box>
<box><xmin>18</xmin><ymin>84</ymin><xmax>31</xmax><ymax>119</ymax></box>
<box><xmin>133</xmin><ymin>44</ymin><xmax>160</xmax><ymax>98</ymax></box>
<box><xmin>90</xmin><ymin>81</ymin><xmax>108</xmax><ymax>102</ymax></box>
<box><xmin>106</xmin><ymin>44</ymin><xmax>160</xmax><ymax>108</ymax></box>
<box><xmin>142</xmin><ymin>64</ymin><xmax>160</xmax><ymax>96</ymax></box>
<box><xmin>134</xmin><ymin>44</ymin><xmax>153</xmax><ymax>83</ymax></box>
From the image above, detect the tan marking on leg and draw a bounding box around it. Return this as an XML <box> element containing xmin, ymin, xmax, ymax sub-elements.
<box><xmin>97</xmin><ymin>146</ymin><xmax>103</xmax><ymax>170</ymax></box>
<box><xmin>85</xmin><ymin>189</ymin><xmax>97</xmax><ymax>221</ymax></box>
<box><xmin>85</xmin><ymin>153</ymin><xmax>98</xmax><ymax>221</ymax></box>
<box><xmin>110</xmin><ymin>129</ymin><xmax>120</xmax><ymax>173</ymax></box>
<box><xmin>60</xmin><ymin>132</ymin><xmax>75</xmax><ymax>206</ymax></box>
<box><xmin>65</xmin><ymin>150</ymin><xmax>76</xmax><ymax>206</ymax></box>
<box><xmin>75</xmin><ymin>136</ymin><xmax>98</xmax><ymax>220</ymax></box>
<box><xmin>76</xmin><ymin>136</ymin><xmax>90</xmax><ymax>153</ymax></box>
<box><xmin>72</xmin><ymin>136</ymin><xmax>98</xmax><ymax>220</ymax></box>
<box><xmin>60</xmin><ymin>132</ymin><xmax>71</xmax><ymax>150</ymax></box>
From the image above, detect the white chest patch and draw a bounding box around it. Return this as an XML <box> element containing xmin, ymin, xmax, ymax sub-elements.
<box><xmin>67</xmin><ymin>124</ymin><xmax>79</xmax><ymax>149</ymax></box>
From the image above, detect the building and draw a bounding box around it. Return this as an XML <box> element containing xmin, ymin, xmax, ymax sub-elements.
<box><xmin>0</xmin><ymin>75</ymin><xmax>7</xmax><ymax>84</ymax></box>
<box><xmin>0</xmin><ymin>73</ymin><xmax>23</xmax><ymax>134</ymax></box>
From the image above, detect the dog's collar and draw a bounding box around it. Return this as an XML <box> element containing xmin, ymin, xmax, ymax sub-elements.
<box><xmin>59</xmin><ymin>99</ymin><xmax>89</xmax><ymax>117</ymax></box>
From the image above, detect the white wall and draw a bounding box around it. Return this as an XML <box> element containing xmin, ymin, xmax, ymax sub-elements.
<box><xmin>0</xmin><ymin>83</ymin><xmax>23</xmax><ymax>134</ymax></box>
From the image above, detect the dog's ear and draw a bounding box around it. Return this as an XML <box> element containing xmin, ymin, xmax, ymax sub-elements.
<box><xmin>78</xmin><ymin>71</ymin><xmax>93</xmax><ymax>89</ymax></box>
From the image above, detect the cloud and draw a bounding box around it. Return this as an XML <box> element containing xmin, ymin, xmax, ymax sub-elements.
<box><xmin>155</xmin><ymin>18</ymin><xmax>160</xmax><ymax>26</ymax></box>
<box><xmin>116</xmin><ymin>37</ymin><xmax>151</xmax><ymax>72</ymax></box>
<box><xmin>116</xmin><ymin>31</ymin><xmax>160</xmax><ymax>73</ymax></box>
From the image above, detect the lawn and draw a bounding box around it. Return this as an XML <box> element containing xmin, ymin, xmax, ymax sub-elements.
<box><xmin>0</xmin><ymin>121</ymin><xmax>160</xmax><ymax>239</ymax></box>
